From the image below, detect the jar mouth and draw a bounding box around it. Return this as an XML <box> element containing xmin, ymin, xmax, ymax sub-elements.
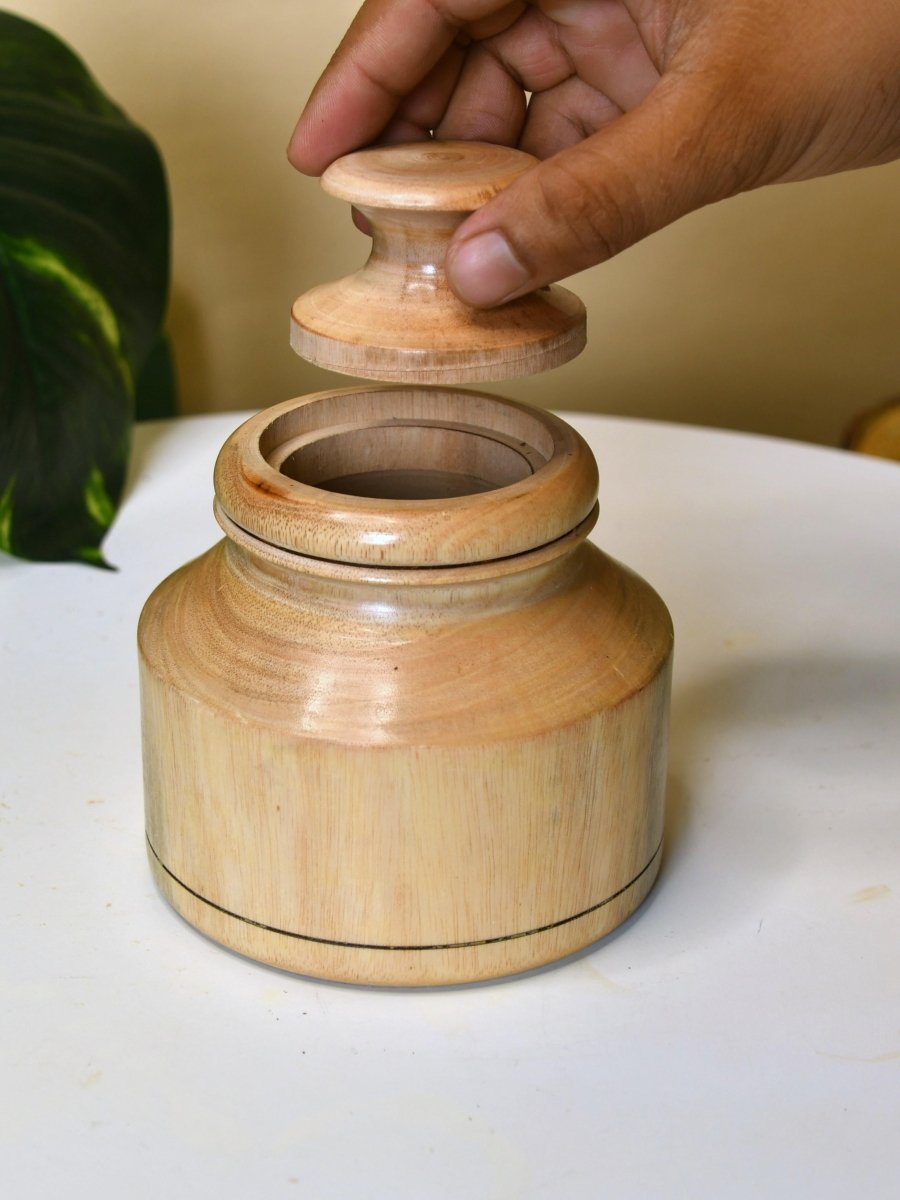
<box><xmin>275</xmin><ymin>417</ymin><xmax>546</xmax><ymax>500</ymax></box>
<box><xmin>214</xmin><ymin>386</ymin><xmax>598</xmax><ymax>568</ymax></box>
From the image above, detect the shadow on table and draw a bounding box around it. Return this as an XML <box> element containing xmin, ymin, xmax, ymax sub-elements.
<box><xmin>668</xmin><ymin>649</ymin><xmax>899</xmax><ymax>793</ymax></box>
<box><xmin>652</xmin><ymin>649</ymin><xmax>899</xmax><ymax>931</ymax></box>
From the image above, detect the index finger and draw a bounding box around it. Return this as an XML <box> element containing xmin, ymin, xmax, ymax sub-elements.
<box><xmin>288</xmin><ymin>0</ymin><xmax>526</xmax><ymax>175</ymax></box>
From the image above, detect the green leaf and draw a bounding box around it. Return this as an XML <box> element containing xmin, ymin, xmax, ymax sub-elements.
<box><xmin>135</xmin><ymin>333</ymin><xmax>177</xmax><ymax>422</ymax></box>
<box><xmin>0</xmin><ymin>473</ymin><xmax>13</xmax><ymax>553</ymax></box>
<box><xmin>0</xmin><ymin>11</ymin><xmax>173</xmax><ymax>564</ymax></box>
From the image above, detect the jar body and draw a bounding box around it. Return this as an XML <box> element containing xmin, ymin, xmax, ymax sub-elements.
<box><xmin>139</xmin><ymin>531</ymin><xmax>672</xmax><ymax>985</ymax></box>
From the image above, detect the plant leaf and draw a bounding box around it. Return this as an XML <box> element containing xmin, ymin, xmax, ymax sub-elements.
<box><xmin>135</xmin><ymin>334</ymin><xmax>177</xmax><ymax>422</ymax></box>
<box><xmin>0</xmin><ymin>12</ymin><xmax>173</xmax><ymax>564</ymax></box>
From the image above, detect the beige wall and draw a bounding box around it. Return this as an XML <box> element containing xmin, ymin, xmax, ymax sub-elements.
<box><xmin>10</xmin><ymin>0</ymin><xmax>900</xmax><ymax>444</ymax></box>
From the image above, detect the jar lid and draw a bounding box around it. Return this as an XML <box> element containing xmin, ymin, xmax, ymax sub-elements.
<box><xmin>214</xmin><ymin>386</ymin><xmax>598</xmax><ymax>568</ymax></box>
<box><xmin>290</xmin><ymin>142</ymin><xmax>586</xmax><ymax>384</ymax></box>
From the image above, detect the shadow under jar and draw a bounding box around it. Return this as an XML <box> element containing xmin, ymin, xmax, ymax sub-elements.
<box><xmin>138</xmin><ymin>386</ymin><xmax>673</xmax><ymax>985</ymax></box>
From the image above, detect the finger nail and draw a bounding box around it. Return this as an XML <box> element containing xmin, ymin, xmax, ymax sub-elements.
<box><xmin>447</xmin><ymin>230</ymin><xmax>530</xmax><ymax>307</ymax></box>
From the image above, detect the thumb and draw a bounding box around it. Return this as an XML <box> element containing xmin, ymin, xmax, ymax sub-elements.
<box><xmin>445</xmin><ymin>81</ymin><xmax>753</xmax><ymax>307</ymax></box>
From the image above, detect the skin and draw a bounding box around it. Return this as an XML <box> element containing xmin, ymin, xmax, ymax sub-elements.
<box><xmin>288</xmin><ymin>0</ymin><xmax>900</xmax><ymax>307</ymax></box>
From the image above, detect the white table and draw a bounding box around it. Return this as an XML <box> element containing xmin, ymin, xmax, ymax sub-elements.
<box><xmin>2</xmin><ymin>413</ymin><xmax>898</xmax><ymax>1199</ymax></box>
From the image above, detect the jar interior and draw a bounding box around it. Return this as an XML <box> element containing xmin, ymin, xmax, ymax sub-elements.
<box><xmin>278</xmin><ymin>421</ymin><xmax>542</xmax><ymax>500</ymax></box>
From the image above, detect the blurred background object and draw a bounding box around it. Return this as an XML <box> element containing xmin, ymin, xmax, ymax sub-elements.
<box><xmin>0</xmin><ymin>10</ymin><xmax>171</xmax><ymax>563</ymax></box>
<box><xmin>844</xmin><ymin>398</ymin><xmax>900</xmax><ymax>462</ymax></box>
<box><xmin>7</xmin><ymin>0</ymin><xmax>899</xmax><ymax>446</ymax></box>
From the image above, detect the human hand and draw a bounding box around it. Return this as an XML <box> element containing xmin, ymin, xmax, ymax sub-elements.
<box><xmin>289</xmin><ymin>0</ymin><xmax>900</xmax><ymax>308</ymax></box>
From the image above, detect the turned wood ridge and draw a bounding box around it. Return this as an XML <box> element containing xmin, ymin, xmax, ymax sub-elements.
<box><xmin>290</xmin><ymin>141</ymin><xmax>586</xmax><ymax>383</ymax></box>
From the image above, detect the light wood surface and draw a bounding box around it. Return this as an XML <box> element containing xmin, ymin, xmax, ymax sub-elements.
<box><xmin>214</xmin><ymin>385</ymin><xmax>598</xmax><ymax>567</ymax></box>
<box><xmin>139</xmin><ymin>389</ymin><xmax>673</xmax><ymax>985</ymax></box>
<box><xmin>290</xmin><ymin>142</ymin><xmax>586</xmax><ymax>383</ymax></box>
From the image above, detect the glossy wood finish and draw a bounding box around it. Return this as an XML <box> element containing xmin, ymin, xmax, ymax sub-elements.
<box><xmin>290</xmin><ymin>142</ymin><xmax>586</xmax><ymax>383</ymax></box>
<box><xmin>139</xmin><ymin>388</ymin><xmax>673</xmax><ymax>985</ymax></box>
<box><xmin>213</xmin><ymin>385</ymin><xmax>598</xmax><ymax>567</ymax></box>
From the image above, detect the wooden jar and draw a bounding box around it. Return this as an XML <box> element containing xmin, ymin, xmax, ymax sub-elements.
<box><xmin>139</xmin><ymin>385</ymin><xmax>673</xmax><ymax>985</ymax></box>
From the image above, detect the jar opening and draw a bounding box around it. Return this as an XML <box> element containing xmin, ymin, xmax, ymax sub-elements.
<box><xmin>217</xmin><ymin>387</ymin><xmax>598</xmax><ymax>567</ymax></box>
<box><xmin>277</xmin><ymin>422</ymin><xmax>538</xmax><ymax>500</ymax></box>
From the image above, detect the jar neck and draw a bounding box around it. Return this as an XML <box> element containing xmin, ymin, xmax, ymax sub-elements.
<box><xmin>360</xmin><ymin>205</ymin><xmax>463</xmax><ymax>298</ymax></box>
<box><xmin>217</xmin><ymin>502</ymin><xmax>597</xmax><ymax>622</ymax></box>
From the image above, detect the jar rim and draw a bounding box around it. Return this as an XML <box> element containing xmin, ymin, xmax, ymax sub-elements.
<box><xmin>214</xmin><ymin>386</ymin><xmax>599</xmax><ymax>568</ymax></box>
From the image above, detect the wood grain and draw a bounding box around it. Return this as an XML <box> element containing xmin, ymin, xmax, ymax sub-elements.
<box><xmin>214</xmin><ymin>385</ymin><xmax>599</xmax><ymax>567</ymax></box>
<box><xmin>290</xmin><ymin>142</ymin><xmax>586</xmax><ymax>383</ymax></box>
<box><xmin>139</xmin><ymin>389</ymin><xmax>673</xmax><ymax>985</ymax></box>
